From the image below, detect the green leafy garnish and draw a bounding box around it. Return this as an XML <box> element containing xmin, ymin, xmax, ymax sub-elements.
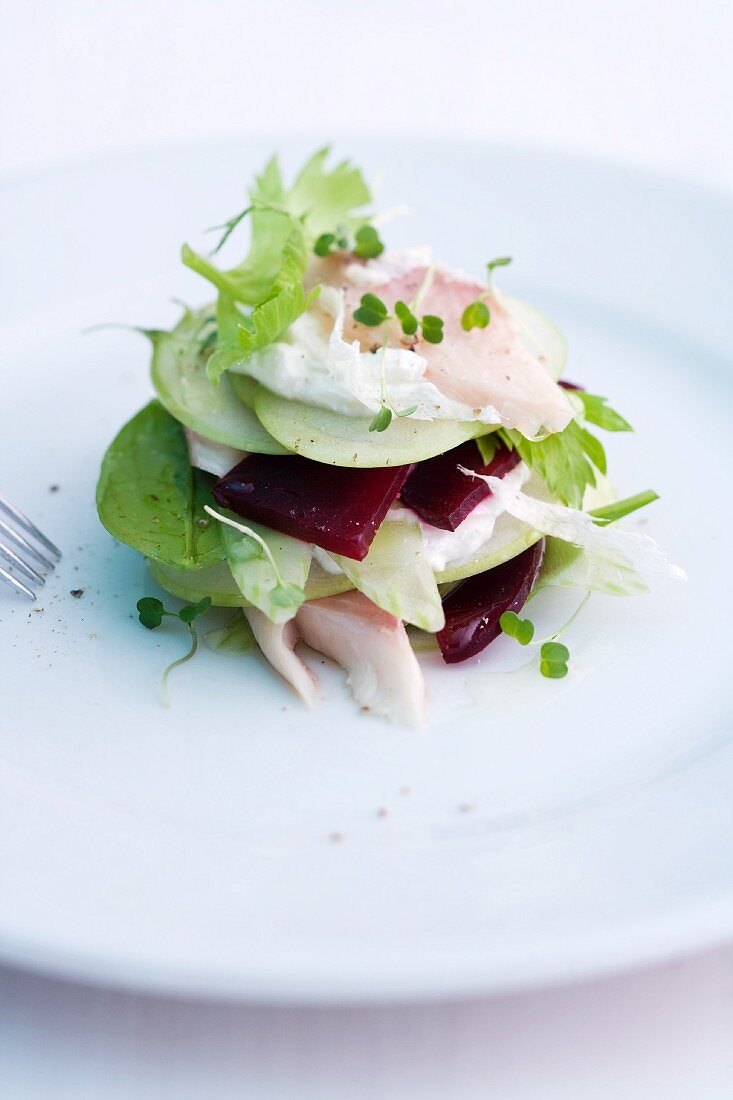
<box><xmin>500</xmin><ymin>421</ymin><xmax>604</xmax><ymax>509</ymax></box>
<box><xmin>498</xmin><ymin>388</ymin><xmax>634</xmax><ymax>508</ymax></box>
<box><xmin>178</xmin><ymin>596</ymin><xmax>213</xmax><ymax>623</ymax></box>
<box><xmin>589</xmin><ymin>490</ymin><xmax>659</xmax><ymax>526</ymax></box>
<box><xmin>136</xmin><ymin>595</ymin><xmax>212</xmax><ymax>704</ymax></box>
<box><xmin>137</xmin><ymin>596</ymin><xmax>167</xmax><ymax>630</ymax></box>
<box><xmin>540</xmin><ymin>640</ymin><xmax>570</xmax><ymax>679</ymax></box>
<box><xmin>202</xmin><ymin>230</ymin><xmax>319</xmax><ymax>380</ymax></box>
<box><xmin>572</xmin><ymin>391</ymin><xmax>633</xmax><ymax>432</ymax></box>
<box><xmin>181</xmin><ymin>148</ymin><xmax>374</xmax><ymax>379</ymax></box>
<box><xmin>354</xmin><ymin>292</ymin><xmax>391</xmax><ymax>327</ymax></box>
<box><xmin>369</xmin><ymin>406</ymin><xmax>394</xmax><ymax>433</ymax></box>
<box><xmin>313</xmin><ymin>230</ymin><xmax>349</xmax><ymax>257</ymax></box>
<box><xmin>285</xmin><ymin>146</ymin><xmax>371</xmax><ymax>237</ymax></box>
<box><xmin>353</xmin><ymin>294</ymin><xmax>444</xmax><ymax>343</ymax></box>
<box><xmin>459</xmin><ymin>257</ymin><xmax>511</xmax><ymax>331</ymax></box>
<box><xmin>184</xmin><ymin>148</ymin><xmax>371</xmax><ymax>305</ymax></box>
<box><xmin>394</xmin><ymin>300</ymin><xmax>418</xmax><ymax>336</ymax></box>
<box><xmin>313</xmin><ymin>223</ymin><xmax>384</xmax><ymax>260</ymax></box>
<box><xmin>475</xmin><ymin>434</ymin><xmax>499</xmax><ymax>465</ymax></box>
<box><xmin>499</xmin><ymin>610</ymin><xmax>535</xmax><ymax>645</ymax></box>
<box><xmin>487</xmin><ymin>256</ymin><xmax>512</xmax><ymax>281</ymax></box>
<box><xmin>235</xmin><ymin>280</ymin><xmax>321</xmax><ymax>360</ymax></box>
<box><xmin>420</xmin><ymin>314</ymin><xmax>444</xmax><ymax>344</ymax></box>
<box><xmin>208</xmin><ymin>207</ymin><xmax>256</xmax><ymax>257</ymax></box>
<box><xmin>353</xmin><ymin>225</ymin><xmax>385</xmax><ymax>259</ymax></box>
<box><xmin>461</xmin><ymin>300</ymin><xmax>490</xmax><ymax>331</ymax></box>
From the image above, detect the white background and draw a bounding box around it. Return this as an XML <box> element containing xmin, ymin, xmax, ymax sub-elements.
<box><xmin>1</xmin><ymin>1</ymin><xmax>732</xmax><ymax>1097</ymax></box>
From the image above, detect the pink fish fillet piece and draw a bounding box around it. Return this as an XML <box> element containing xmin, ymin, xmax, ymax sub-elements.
<box><xmin>243</xmin><ymin>608</ymin><xmax>318</xmax><ymax>710</ymax></box>
<box><xmin>336</xmin><ymin>262</ymin><xmax>573</xmax><ymax>439</ymax></box>
<box><xmin>245</xmin><ymin>592</ymin><xmax>426</xmax><ymax>726</ymax></box>
<box><xmin>296</xmin><ymin>591</ymin><xmax>426</xmax><ymax>726</ymax></box>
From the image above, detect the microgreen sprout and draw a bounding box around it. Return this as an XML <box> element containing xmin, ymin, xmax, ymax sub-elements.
<box><xmin>420</xmin><ymin>314</ymin><xmax>444</xmax><ymax>344</ymax></box>
<box><xmin>369</xmin><ymin>406</ymin><xmax>394</xmax><ymax>433</ymax></box>
<box><xmin>314</xmin><ymin>224</ymin><xmax>385</xmax><ymax>260</ymax></box>
<box><xmin>353</xmin><ymin>225</ymin><xmax>385</xmax><ymax>259</ymax></box>
<box><xmin>461</xmin><ymin>300</ymin><xmax>490</xmax><ymax>332</ymax></box>
<box><xmin>314</xmin><ymin>230</ymin><xmax>349</xmax><ymax>257</ymax></box>
<box><xmin>487</xmin><ymin>256</ymin><xmax>512</xmax><ymax>283</ymax></box>
<box><xmin>208</xmin><ymin>207</ymin><xmax>254</xmax><ymax>255</ymax></box>
<box><xmin>354</xmin><ymin>268</ymin><xmax>444</xmax><ymax>430</ymax></box>
<box><xmin>206</xmin><ymin>198</ymin><xmax>292</xmax><ymax>256</ymax></box>
<box><xmin>368</xmin><ymin>337</ymin><xmax>418</xmax><ymax>432</ymax></box>
<box><xmin>394</xmin><ymin>300</ymin><xmax>418</xmax><ymax>335</ymax></box>
<box><xmin>354</xmin><ymin>292</ymin><xmax>391</xmax><ymax>327</ymax></box>
<box><xmin>136</xmin><ymin>595</ymin><xmax>212</xmax><ymax>704</ymax></box>
<box><xmin>499</xmin><ymin>610</ymin><xmax>535</xmax><ymax>645</ymax></box>
<box><xmin>539</xmin><ymin>641</ymin><xmax>570</xmax><ymax>678</ymax></box>
<box><xmin>460</xmin><ymin>257</ymin><xmax>512</xmax><ymax>331</ymax></box>
<box><xmin>457</xmin><ymin>259</ymin><xmax>508</xmax><ymax>332</ymax></box>
<box><xmin>352</xmin><ymin>293</ymin><xmax>445</xmax><ymax>344</ymax></box>
<box><xmin>499</xmin><ymin>587</ymin><xmax>592</xmax><ymax>677</ymax></box>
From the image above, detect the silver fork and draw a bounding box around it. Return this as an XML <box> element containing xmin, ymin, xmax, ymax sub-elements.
<box><xmin>0</xmin><ymin>493</ymin><xmax>62</xmax><ymax>600</ymax></box>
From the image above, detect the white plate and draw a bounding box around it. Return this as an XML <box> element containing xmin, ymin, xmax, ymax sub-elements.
<box><xmin>1</xmin><ymin>140</ymin><xmax>732</xmax><ymax>1003</ymax></box>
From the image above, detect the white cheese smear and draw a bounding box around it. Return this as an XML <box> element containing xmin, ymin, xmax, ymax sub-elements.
<box><xmin>390</xmin><ymin>462</ymin><xmax>530</xmax><ymax>571</ymax></box>
<box><xmin>229</xmin><ymin>283</ymin><xmax>504</xmax><ymax>426</ymax></box>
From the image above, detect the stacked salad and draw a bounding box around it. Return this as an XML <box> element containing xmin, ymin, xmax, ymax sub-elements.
<box><xmin>96</xmin><ymin>148</ymin><xmax>683</xmax><ymax>724</ymax></box>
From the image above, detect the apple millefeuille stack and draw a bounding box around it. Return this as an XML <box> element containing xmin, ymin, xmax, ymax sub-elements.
<box><xmin>97</xmin><ymin>148</ymin><xmax>682</xmax><ymax>723</ymax></box>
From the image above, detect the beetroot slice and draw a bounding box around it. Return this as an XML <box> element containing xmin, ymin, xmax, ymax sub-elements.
<box><xmin>212</xmin><ymin>453</ymin><xmax>412</xmax><ymax>561</ymax></box>
<box><xmin>400</xmin><ymin>440</ymin><xmax>520</xmax><ymax>531</ymax></box>
<box><xmin>437</xmin><ymin>540</ymin><xmax>545</xmax><ymax>664</ymax></box>
<box><xmin>559</xmin><ymin>380</ymin><xmax>584</xmax><ymax>391</ymax></box>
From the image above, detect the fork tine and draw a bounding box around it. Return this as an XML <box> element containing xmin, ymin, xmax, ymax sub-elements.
<box><xmin>0</xmin><ymin>493</ymin><xmax>61</xmax><ymax>560</ymax></box>
<box><xmin>0</xmin><ymin>539</ymin><xmax>46</xmax><ymax>585</ymax></box>
<box><xmin>0</xmin><ymin>516</ymin><xmax>55</xmax><ymax>570</ymax></box>
<box><xmin>0</xmin><ymin>563</ymin><xmax>36</xmax><ymax>600</ymax></box>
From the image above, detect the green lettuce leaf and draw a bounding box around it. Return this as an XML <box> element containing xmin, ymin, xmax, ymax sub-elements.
<box><xmin>96</xmin><ymin>401</ymin><xmax>225</xmax><ymax>570</ymax></box>
<box><xmin>500</xmin><ymin>390</ymin><xmax>632</xmax><ymax>508</ymax></box>
<box><xmin>286</xmin><ymin>146</ymin><xmax>371</xmax><ymax>236</ymax></box>
<box><xmin>235</xmin><ymin>281</ymin><xmax>320</xmax><ymax>361</ymax></box>
<box><xmin>501</xmin><ymin>420</ymin><xmax>605</xmax><ymax>509</ymax></box>
<box><xmin>573</xmin><ymin>391</ymin><xmax>633</xmax><ymax>432</ymax></box>
<box><xmin>182</xmin><ymin>147</ymin><xmax>371</xmax><ymax>308</ymax></box>
<box><xmin>332</xmin><ymin>520</ymin><xmax>445</xmax><ymax>632</ymax></box>
<box><xmin>206</xmin><ymin>228</ymin><xmax>319</xmax><ymax>382</ymax></box>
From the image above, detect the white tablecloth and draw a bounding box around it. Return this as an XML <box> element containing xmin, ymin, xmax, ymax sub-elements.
<box><xmin>1</xmin><ymin>2</ymin><xmax>731</xmax><ymax>1096</ymax></box>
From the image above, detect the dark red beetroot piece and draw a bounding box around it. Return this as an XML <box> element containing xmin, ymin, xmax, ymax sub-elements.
<box><xmin>400</xmin><ymin>440</ymin><xmax>520</xmax><ymax>531</ymax></box>
<box><xmin>437</xmin><ymin>540</ymin><xmax>545</xmax><ymax>664</ymax></box>
<box><xmin>558</xmin><ymin>380</ymin><xmax>584</xmax><ymax>391</ymax></box>
<box><xmin>213</xmin><ymin>453</ymin><xmax>412</xmax><ymax>561</ymax></box>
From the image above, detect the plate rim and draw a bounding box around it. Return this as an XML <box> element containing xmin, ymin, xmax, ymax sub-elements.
<box><xmin>2</xmin><ymin>137</ymin><xmax>732</xmax><ymax>1003</ymax></box>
